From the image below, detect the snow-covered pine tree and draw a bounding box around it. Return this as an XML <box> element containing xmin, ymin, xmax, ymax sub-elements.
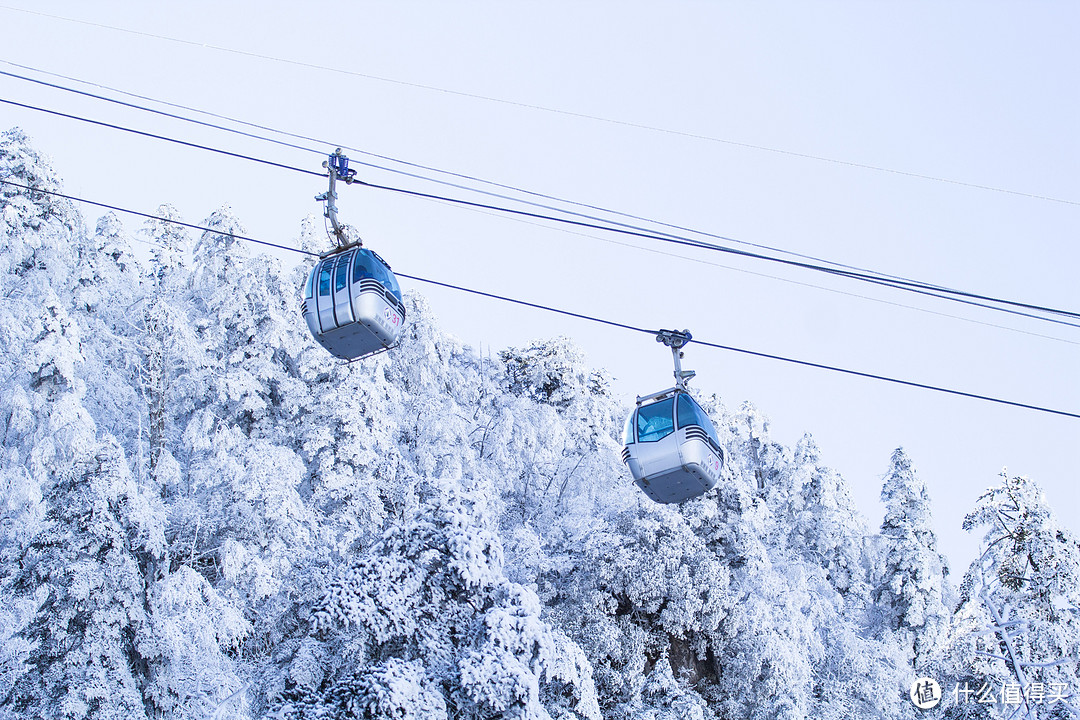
<box><xmin>874</xmin><ymin>448</ymin><xmax>950</xmax><ymax>672</ymax></box>
<box><xmin>1</xmin><ymin>294</ymin><xmax>100</xmax><ymax>551</ymax></box>
<box><xmin>942</xmin><ymin>472</ymin><xmax>1080</xmax><ymax>719</ymax></box>
<box><xmin>173</xmin><ymin>208</ymin><xmax>316</xmax><ymax>656</ymax></box>
<box><xmin>0</xmin><ymin>131</ymin><xmax>116</xmax><ymax>558</ymax></box>
<box><xmin>71</xmin><ymin>212</ymin><xmax>149</xmax><ymax>467</ymax></box>
<box><xmin>494</xmin><ymin>337</ymin><xmax>625</xmax><ymax>527</ymax></box>
<box><xmin>3</xmin><ymin>297</ymin><xmax>164</xmax><ymax>719</ymax></box>
<box><xmin>0</xmin><ymin>128</ymin><xmax>82</xmax><ymax>305</ymax></box>
<box><xmin>783</xmin><ymin>433</ymin><xmax>873</xmax><ymax>600</ymax></box>
<box><xmin>276</xmin><ymin>479</ymin><xmax>600</xmax><ymax>720</ymax></box>
<box><xmin>142</xmin><ymin>203</ymin><xmax>189</xmax><ymax>287</ymax></box>
<box><xmin>137</xmin><ymin>204</ymin><xmax>194</xmax><ymax>493</ymax></box>
<box><xmin>706</xmin><ymin>408</ymin><xmax>910</xmax><ymax>720</ymax></box>
<box><xmin>550</xmin><ymin>500</ymin><xmax>728</xmax><ymax>719</ymax></box>
<box><xmin>6</xmin><ymin>440</ymin><xmax>161</xmax><ymax>720</ymax></box>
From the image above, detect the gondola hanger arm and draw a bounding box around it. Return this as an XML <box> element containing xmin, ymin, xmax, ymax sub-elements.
<box><xmin>656</xmin><ymin>329</ymin><xmax>696</xmax><ymax>390</ymax></box>
<box><xmin>315</xmin><ymin>148</ymin><xmax>359</xmax><ymax>249</ymax></box>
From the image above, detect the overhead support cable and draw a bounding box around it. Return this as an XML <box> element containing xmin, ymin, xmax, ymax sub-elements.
<box><xmin>0</xmin><ymin>97</ymin><xmax>324</xmax><ymax>178</ymax></box>
<box><xmin>3</xmin><ymin>75</ymin><xmax>1077</xmax><ymax>327</ymax></box>
<box><xmin>4</xmin><ymin>178</ymin><xmax>1074</xmax><ymax>421</ymax></box>
<box><xmin>0</xmin><ymin>59</ymin><xmax>1068</xmax><ymax>289</ymax></box>
<box><xmin>430</xmin><ymin>195</ymin><xmax>1080</xmax><ymax>346</ymax></box>
<box><xmin>353</xmin><ymin>179</ymin><xmax>1080</xmax><ymax>327</ymax></box>
<box><xmin>0</xmin><ymin>66</ymin><xmax>329</xmax><ymax>158</ymax></box>
<box><xmin>3</xmin><ymin>96</ymin><xmax>1078</xmax><ymax>327</ymax></box>
<box><xmin>1</xmin><ymin>4</ymin><xmax>1077</xmax><ymax>208</ymax></box>
<box><xmin>393</xmin><ymin>273</ymin><xmax>1080</xmax><ymax>421</ymax></box>
<box><xmin>0</xmin><ymin>178</ymin><xmax>319</xmax><ymax>257</ymax></box>
<box><xmin>11</xmin><ymin>48</ymin><xmax>1068</xmax><ymax>346</ymax></box>
<box><xmin>1</xmin><ymin>60</ymin><xmax>884</xmax><ymax>275</ymax></box>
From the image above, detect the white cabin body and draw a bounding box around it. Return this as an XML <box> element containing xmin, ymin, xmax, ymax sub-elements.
<box><xmin>622</xmin><ymin>389</ymin><xmax>724</xmax><ymax>503</ymax></box>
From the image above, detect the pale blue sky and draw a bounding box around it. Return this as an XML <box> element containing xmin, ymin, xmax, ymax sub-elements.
<box><xmin>2</xmin><ymin>1</ymin><xmax>1077</xmax><ymax>575</ymax></box>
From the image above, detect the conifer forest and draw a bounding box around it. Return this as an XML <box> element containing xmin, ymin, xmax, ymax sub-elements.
<box><xmin>1</xmin><ymin>129</ymin><xmax>1078</xmax><ymax>719</ymax></box>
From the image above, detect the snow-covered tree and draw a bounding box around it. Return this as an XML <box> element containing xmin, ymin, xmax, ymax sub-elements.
<box><xmin>6</xmin><ymin>440</ymin><xmax>160</xmax><ymax>720</ymax></box>
<box><xmin>552</xmin><ymin>501</ymin><xmax>728</xmax><ymax>719</ymax></box>
<box><xmin>783</xmin><ymin>433</ymin><xmax>873</xmax><ymax>600</ymax></box>
<box><xmin>71</xmin><ymin>213</ymin><xmax>148</xmax><ymax>465</ymax></box>
<box><xmin>276</xmin><ymin>480</ymin><xmax>600</xmax><ymax>720</ymax></box>
<box><xmin>1</xmin><ymin>297</ymin><xmax>99</xmax><ymax>557</ymax></box>
<box><xmin>874</xmin><ymin>448</ymin><xmax>950</xmax><ymax>671</ymax></box>
<box><xmin>1</xmin><ymin>301</ymin><xmax>163</xmax><ymax>718</ymax></box>
<box><xmin>171</xmin><ymin>209</ymin><xmax>316</xmax><ymax>661</ymax></box>
<box><xmin>0</xmin><ymin>129</ymin><xmax>84</xmax><ymax>335</ymax></box>
<box><xmin>8</xmin><ymin>129</ymin><xmax>1049</xmax><ymax>720</ymax></box>
<box><xmin>141</xmin><ymin>203</ymin><xmax>189</xmax><ymax>287</ymax></box>
<box><xmin>140</xmin><ymin>564</ymin><xmax>251</xmax><ymax>719</ymax></box>
<box><xmin>137</xmin><ymin>204</ymin><xmax>194</xmax><ymax>491</ymax></box>
<box><xmin>941</xmin><ymin>472</ymin><xmax>1080</xmax><ymax>719</ymax></box>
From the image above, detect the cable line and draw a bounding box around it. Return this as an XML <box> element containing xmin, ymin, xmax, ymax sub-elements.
<box><xmin>0</xmin><ymin>60</ymin><xmax>1067</xmax><ymax>304</ymax></box>
<box><xmin>0</xmin><ymin>98</ymin><xmax>323</xmax><ymax>178</ymax></box>
<box><xmin>15</xmin><ymin>41</ymin><xmax>1070</xmax><ymax>346</ymax></box>
<box><xmin>0</xmin><ymin>58</ymin><xmax>905</xmax><ymax>279</ymax></box>
<box><xmin>2</xmin><ymin>177</ymin><xmax>1075</xmax><ymax>420</ymax></box>
<box><xmin>394</xmin><ymin>274</ymin><xmax>1080</xmax><ymax>421</ymax></box>
<box><xmin>442</xmin><ymin>197</ymin><xmax>1080</xmax><ymax>346</ymax></box>
<box><xmin>4</xmin><ymin>95</ymin><xmax>1079</xmax><ymax>327</ymax></box>
<box><xmin>394</xmin><ymin>273</ymin><xmax>653</xmax><ymax>336</ymax></box>
<box><xmin>2</xmin><ymin>4</ymin><xmax>1077</xmax><ymax>208</ymax></box>
<box><xmin>0</xmin><ymin>178</ymin><xmax>319</xmax><ymax>257</ymax></box>
<box><xmin>4</xmin><ymin>60</ymin><xmax>861</xmax><ymax>274</ymax></box>
<box><xmin>5</xmin><ymin>65</ymin><xmax>1077</xmax><ymax>327</ymax></box>
<box><xmin>0</xmin><ymin>59</ymin><xmax>337</xmax><ymax>154</ymax></box>
<box><xmin>354</xmin><ymin>179</ymin><xmax>1080</xmax><ymax>327</ymax></box>
<box><xmin>0</xmin><ymin>66</ymin><xmax>328</xmax><ymax>158</ymax></box>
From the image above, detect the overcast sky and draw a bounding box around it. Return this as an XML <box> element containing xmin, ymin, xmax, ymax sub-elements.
<box><xmin>2</xmin><ymin>1</ymin><xmax>1077</xmax><ymax>575</ymax></box>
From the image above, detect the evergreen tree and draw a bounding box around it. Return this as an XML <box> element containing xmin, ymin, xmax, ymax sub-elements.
<box><xmin>173</xmin><ymin>209</ymin><xmax>316</xmax><ymax>662</ymax></box>
<box><xmin>141</xmin><ymin>204</ymin><xmax>189</xmax><ymax>288</ymax></box>
<box><xmin>942</xmin><ymin>472</ymin><xmax>1080</xmax><ymax>719</ymax></box>
<box><xmin>553</xmin><ymin>502</ymin><xmax>728</xmax><ymax>719</ymax></box>
<box><xmin>140</xmin><ymin>564</ymin><xmax>250</xmax><ymax>719</ymax></box>
<box><xmin>72</xmin><ymin>213</ymin><xmax>147</xmax><ymax>463</ymax></box>
<box><xmin>874</xmin><ymin>448</ymin><xmax>950</xmax><ymax>671</ymax></box>
<box><xmin>0</xmin><ymin>129</ymin><xmax>83</xmax><ymax>307</ymax></box>
<box><xmin>785</xmin><ymin>434</ymin><xmax>872</xmax><ymax>600</ymax></box>
<box><xmin>138</xmin><ymin>204</ymin><xmax>194</xmax><ymax>493</ymax></box>
<box><xmin>1</xmin><ymin>297</ymin><xmax>99</xmax><ymax>558</ymax></box>
<box><xmin>7</xmin><ymin>441</ymin><xmax>159</xmax><ymax>720</ymax></box>
<box><xmin>3</xmin><ymin>300</ymin><xmax>163</xmax><ymax>719</ymax></box>
<box><xmin>276</xmin><ymin>480</ymin><xmax>600</xmax><ymax>720</ymax></box>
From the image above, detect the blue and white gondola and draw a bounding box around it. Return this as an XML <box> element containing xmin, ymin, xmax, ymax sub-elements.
<box><xmin>302</xmin><ymin>149</ymin><xmax>406</xmax><ymax>361</ymax></box>
<box><xmin>302</xmin><ymin>247</ymin><xmax>405</xmax><ymax>360</ymax></box>
<box><xmin>622</xmin><ymin>388</ymin><xmax>724</xmax><ymax>503</ymax></box>
<box><xmin>621</xmin><ymin>329</ymin><xmax>725</xmax><ymax>503</ymax></box>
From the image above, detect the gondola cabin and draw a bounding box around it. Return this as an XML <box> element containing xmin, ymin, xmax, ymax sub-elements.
<box><xmin>302</xmin><ymin>246</ymin><xmax>405</xmax><ymax>360</ymax></box>
<box><xmin>622</xmin><ymin>388</ymin><xmax>724</xmax><ymax>503</ymax></box>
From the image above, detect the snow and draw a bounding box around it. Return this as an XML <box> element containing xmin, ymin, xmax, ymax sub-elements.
<box><xmin>1</xmin><ymin>128</ymin><xmax>1077</xmax><ymax>719</ymax></box>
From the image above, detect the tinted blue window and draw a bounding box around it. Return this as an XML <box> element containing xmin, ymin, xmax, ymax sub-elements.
<box><xmin>318</xmin><ymin>268</ymin><xmax>332</xmax><ymax>296</ymax></box>
<box><xmin>353</xmin><ymin>249</ymin><xmax>404</xmax><ymax>303</ymax></box>
<box><xmin>636</xmin><ymin>398</ymin><xmax>674</xmax><ymax>443</ymax></box>
<box><xmin>369</xmin><ymin>256</ymin><xmax>389</xmax><ymax>286</ymax></box>
<box><xmin>677</xmin><ymin>394</ymin><xmax>720</xmax><ymax>447</ymax></box>
<box><xmin>353</xmin><ymin>250</ymin><xmax>372</xmax><ymax>283</ymax></box>
<box><xmin>369</xmin><ymin>250</ymin><xmax>403</xmax><ymax>303</ymax></box>
<box><xmin>304</xmin><ymin>268</ymin><xmax>314</xmax><ymax>299</ymax></box>
<box><xmin>383</xmin><ymin>270</ymin><xmax>403</xmax><ymax>303</ymax></box>
<box><xmin>623</xmin><ymin>412</ymin><xmax>635</xmax><ymax>444</ymax></box>
<box><xmin>335</xmin><ymin>253</ymin><xmax>350</xmax><ymax>292</ymax></box>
